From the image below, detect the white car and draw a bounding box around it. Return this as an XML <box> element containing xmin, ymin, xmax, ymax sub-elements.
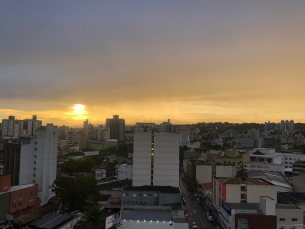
<box><xmin>192</xmin><ymin>222</ymin><xmax>198</xmax><ymax>229</ymax></box>
<box><xmin>208</xmin><ymin>215</ymin><xmax>214</xmax><ymax>222</ymax></box>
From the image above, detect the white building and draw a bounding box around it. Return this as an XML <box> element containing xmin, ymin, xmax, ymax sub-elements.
<box><xmin>244</xmin><ymin>161</ymin><xmax>285</xmax><ymax>174</ymax></box>
<box><xmin>282</xmin><ymin>153</ymin><xmax>305</xmax><ymax>169</ymax></box>
<box><xmin>2</xmin><ymin>115</ymin><xmax>42</xmax><ymax>139</ymax></box>
<box><xmin>3</xmin><ymin>124</ymin><xmax>58</xmax><ymax>205</ymax></box>
<box><xmin>249</xmin><ymin>149</ymin><xmax>283</xmax><ymax>164</ymax></box>
<box><xmin>213</xmin><ymin>177</ymin><xmax>277</xmax><ymax>212</ymax></box>
<box><xmin>33</xmin><ymin>124</ymin><xmax>58</xmax><ymax>204</ymax></box>
<box><xmin>178</xmin><ymin>129</ymin><xmax>190</xmax><ymax>147</ymax></box>
<box><xmin>117</xmin><ymin>164</ymin><xmax>133</xmax><ymax>180</ymax></box>
<box><xmin>133</xmin><ymin>130</ymin><xmax>179</xmax><ymax>187</ymax></box>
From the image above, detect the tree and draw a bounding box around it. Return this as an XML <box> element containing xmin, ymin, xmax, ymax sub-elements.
<box><xmin>53</xmin><ymin>176</ymin><xmax>100</xmax><ymax>212</ymax></box>
<box><xmin>83</xmin><ymin>205</ymin><xmax>104</xmax><ymax>226</ymax></box>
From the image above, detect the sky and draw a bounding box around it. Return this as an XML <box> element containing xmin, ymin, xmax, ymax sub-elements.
<box><xmin>1</xmin><ymin>1</ymin><xmax>305</xmax><ymax>126</ymax></box>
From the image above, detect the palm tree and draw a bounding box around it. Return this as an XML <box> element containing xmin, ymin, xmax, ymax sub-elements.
<box><xmin>84</xmin><ymin>205</ymin><xmax>105</xmax><ymax>227</ymax></box>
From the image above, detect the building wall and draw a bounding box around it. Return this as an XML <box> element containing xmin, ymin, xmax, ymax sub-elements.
<box><xmin>19</xmin><ymin>143</ymin><xmax>35</xmax><ymax>185</ymax></box>
<box><xmin>133</xmin><ymin>131</ymin><xmax>179</xmax><ymax>187</ymax></box>
<box><xmin>9</xmin><ymin>184</ymin><xmax>40</xmax><ymax>214</ymax></box>
<box><xmin>133</xmin><ymin>132</ymin><xmax>151</xmax><ymax>186</ymax></box>
<box><xmin>0</xmin><ymin>175</ymin><xmax>11</xmax><ymax>192</ymax></box>
<box><xmin>234</xmin><ymin>214</ymin><xmax>276</xmax><ymax>229</ymax></box>
<box><xmin>226</xmin><ymin>184</ymin><xmax>241</xmax><ymax>203</ymax></box>
<box><xmin>243</xmin><ymin>162</ymin><xmax>285</xmax><ymax>174</ymax></box>
<box><xmin>118</xmin><ymin>164</ymin><xmax>133</xmax><ymax>180</ymax></box>
<box><xmin>216</xmin><ymin>165</ymin><xmax>236</xmax><ymax>178</ymax></box>
<box><xmin>276</xmin><ymin>208</ymin><xmax>304</xmax><ymax>229</ymax></box>
<box><xmin>34</xmin><ymin>124</ymin><xmax>57</xmax><ymax>204</ymax></box>
<box><xmin>121</xmin><ymin>221</ymin><xmax>181</xmax><ymax>229</ymax></box>
<box><xmin>154</xmin><ymin>132</ymin><xmax>179</xmax><ymax>187</ymax></box>
<box><xmin>0</xmin><ymin>192</ymin><xmax>10</xmax><ymax>222</ymax></box>
<box><xmin>247</xmin><ymin>185</ymin><xmax>277</xmax><ymax>203</ymax></box>
<box><xmin>196</xmin><ymin>165</ymin><xmax>213</xmax><ymax>184</ymax></box>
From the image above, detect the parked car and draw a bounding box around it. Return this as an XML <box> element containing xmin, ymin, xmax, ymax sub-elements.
<box><xmin>193</xmin><ymin>193</ymin><xmax>198</xmax><ymax>198</ymax></box>
<box><xmin>182</xmin><ymin>197</ymin><xmax>186</xmax><ymax>205</ymax></box>
<box><xmin>198</xmin><ymin>199</ymin><xmax>202</xmax><ymax>205</ymax></box>
<box><xmin>208</xmin><ymin>215</ymin><xmax>214</xmax><ymax>222</ymax></box>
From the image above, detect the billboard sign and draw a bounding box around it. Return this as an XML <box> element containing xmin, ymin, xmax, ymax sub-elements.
<box><xmin>222</xmin><ymin>200</ymin><xmax>231</xmax><ymax>215</ymax></box>
<box><xmin>105</xmin><ymin>212</ymin><xmax>121</xmax><ymax>229</ymax></box>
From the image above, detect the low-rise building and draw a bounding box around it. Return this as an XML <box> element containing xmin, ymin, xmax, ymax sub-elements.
<box><xmin>292</xmin><ymin>160</ymin><xmax>305</xmax><ymax>177</ymax></box>
<box><xmin>244</xmin><ymin>161</ymin><xmax>285</xmax><ymax>174</ymax></box>
<box><xmin>186</xmin><ymin>159</ymin><xmax>236</xmax><ymax>184</ymax></box>
<box><xmin>0</xmin><ymin>175</ymin><xmax>41</xmax><ymax>221</ymax></box>
<box><xmin>282</xmin><ymin>153</ymin><xmax>305</xmax><ymax>169</ymax></box>
<box><xmin>213</xmin><ymin>149</ymin><xmax>250</xmax><ymax>172</ymax></box>
<box><xmin>213</xmin><ymin>177</ymin><xmax>277</xmax><ymax>212</ymax></box>
<box><xmin>120</xmin><ymin>205</ymin><xmax>188</xmax><ymax>229</ymax></box>
<box><xmin>117</xmin><ymin>164</ymin><xmax>133</xmax><ymax>180</ymax></box>
<box><xmin>276</xmin><ymin>204</ymin><xmax>304</xmax><ymax>229</ymax></box>
<box><xmin>121</xmin><ymin>186</ymin><xmax>181</xmax><ymax>206</ymax></box>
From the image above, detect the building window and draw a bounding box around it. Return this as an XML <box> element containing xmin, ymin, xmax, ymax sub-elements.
<box><xmin>241</xmin><ymin>194</ymin><xmax>247</xmax><ymax>199</ymax></box>
<box><xmin>18</xmin><ymin>202</ymin><xmax>23</xmax><ymax>206</ymax></box>
<box><xmin>292</xmin><ymin>218</ymin><xmax>297</xmax><ymax>221</ymax></box>
<box><xmin>241</xmin><ymin>186</ymin><xmax>247</xmax><ymax>191</ymax></box>
<box><xmin>133</xmin><ymin>194</ymin><xmax>136</xmax><ymax>197</ymax></box>
<box><xmin>29</xmin><ymin>199</ymin><xmax>33</xmax><ymax>203</ymax></box>
<box><xmin>12</xmin><ymin>205</ymin><xmax>16</xmax><ymax>208</ymax></box>
<box><xmin>279</xmin><ymin>218</ymin><xmax>285</xmax><ymax>221</ymax></box>
<box><xmin>139</xmin><ymin>194</ymin><xmax>142</xmax><ymax>196</ymax></box>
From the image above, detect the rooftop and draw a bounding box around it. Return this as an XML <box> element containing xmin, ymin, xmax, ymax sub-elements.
<box><xmin>121</xmin><ymin>206</ymin><xmax>172</xmax><ymax>221</ymax></box>
<box><xmin>215</xmin><ymin>177</ymin><xmax>271</xmax><ymax>186</ymax></box>
<box><xmin>277</xmin><ymin>192</ymin><xmax>305</xmax><ymax>205</ymax></box>
<box><xmin>276</xmin><ymin>204</ymin><xmax>301</xmax><ymax>210</ymax></box>
<box><xmin>99</xmin><ymin>180</ymin><xmax>132</xmax><ymax>190</ymax></box>
<box><xmin>29</xmin><ymin>214</ymin><xmax>74</xmax><ymax>229</ymax></box>
<box><xmin>246</xmin><ymin>170</ymin><xmax>291</xmax><ymax>189</ymax></box>
<box><xmin>226</xmin><ymin>203</ymin><xmax>260</xmax><ymax>210</ymax></box>
<box><xmin>10</xmin><ymin>183</ymin><xmax>35</xmax><ymax>191</ymax></box>
<box><xmin>99</xmin><ymin>194</ymin><xmax>111</xmax><ymax>201</ymax></box>
<box><xmin>123</xmin><ymin>185</ymin><xmax>180</xmax><ymax>193</ymax></box>
<box><xmin>293</xmin><ymin>160</ymin><xmax>305</xmax><ymax>165</ymax></box>
<box><xmin>201</xmin><ymin>182</ymin><xmax>213</xmax><ymax>190</ymax></box>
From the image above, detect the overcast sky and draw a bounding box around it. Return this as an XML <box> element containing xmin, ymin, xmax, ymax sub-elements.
<box><xmin>1</xmin><ymin>1</ymin><xmax>305</xmax><ymax>125</ymax></box>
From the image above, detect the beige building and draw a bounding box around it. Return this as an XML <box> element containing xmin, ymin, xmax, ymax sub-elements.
<box><xmin>186</xmin><ymin>159</ymin><xmax>236</xmax><ymax>184</ymax></box>
<box><xmin>213</xmin><ymin>149</ymin><xmax>250</xmax><ymax>172</ymax></box>
<box><xmin>96</xmin><ymin>127</ymin><xmax>110</xmax><ymax>141</ymax></box>
<box><xmin>213</xmin><ymin>177</ymin><xmax>277</xmax><ymax>212</ymax></box>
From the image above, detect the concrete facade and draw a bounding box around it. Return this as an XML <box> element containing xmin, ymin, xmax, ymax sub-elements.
<box><xmin>244</xmin><ymin>161</ymin><xmax>285</xmax><ymax>174</ymax></box>
<box><xmin>133</xmin><ymin>131</ymin><xmax>179</xmax><ymax>187</ymax></box>
<box><xmin>121</xmin><ymin>186</ymin><xmax>181</xmax><ymax>206</ymax></box>
<box><xmin>117</xmin><ymin>164</ymin><xmax>133</xmax><ymax>180</ymax></box>
<box><xmin>276</xmin><ymin>204</ymin><xmax>304</xmax><ymax>229</ymax></box>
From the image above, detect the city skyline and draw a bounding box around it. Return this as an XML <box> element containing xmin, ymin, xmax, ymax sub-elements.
<box><xmin>1</xmin><ymin>1</ymin><xmax>305</xmax><ymax>126</ymax></box>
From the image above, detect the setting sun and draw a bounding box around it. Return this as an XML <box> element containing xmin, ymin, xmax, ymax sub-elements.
<box><xmin>73</xmin><ymin>104</ymin><xmax>85</xmax><ymax>112</ymax></box>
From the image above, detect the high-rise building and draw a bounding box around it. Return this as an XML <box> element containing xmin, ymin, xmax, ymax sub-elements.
<box><xmin>1</xmin><ymin>115</ymin><xmax>42</xmax><ymax>139</ymax></box>
<box><xmin>106</xmin><ymin>115</ymin><xmax>125</xmax><ymax>141</ymax></box>
<box><xmin>133</xmin><ymin>127</ymin><xmax>179</xmax><ymax>187</ymax></box>
<box><xmin>264</xmin><ymin>137</ymin><xmax>281</xmax><ymax>152</ymax></box>
<box><xmin>66</xmin><ymin>131</ymin><xmax>87</xmax><ymax>149</ymax></box>
<box><xmin>3</xmin><ymin>124</ymin><xmax>58</xmax><ymax>204</ymax></box>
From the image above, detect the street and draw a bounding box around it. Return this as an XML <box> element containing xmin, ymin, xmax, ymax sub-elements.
<box><xmin>179</xmin><ymin>167</ymin><xmax>221</xmax><ymax>229</ymax></box>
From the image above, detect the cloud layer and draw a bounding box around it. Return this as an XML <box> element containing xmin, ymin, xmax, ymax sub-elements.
<box><xmin>1</xmin><ymin>1</ymin><xmax>305</xmax><ymax>125</ymax></box>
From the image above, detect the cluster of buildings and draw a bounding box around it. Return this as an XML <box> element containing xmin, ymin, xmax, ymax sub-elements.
<box><xmin>1</xmin><ymin>115</ymin><xmax>305</xmax><ymax>229</ymax></box>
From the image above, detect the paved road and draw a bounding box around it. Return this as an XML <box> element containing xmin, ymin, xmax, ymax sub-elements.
<box><xmin>179</xmin><ymin>167</ymin><xmax>222</xmax><ymax>229</ymax></box>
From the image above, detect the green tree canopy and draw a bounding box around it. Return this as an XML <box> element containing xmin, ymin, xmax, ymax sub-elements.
<box><xmin>53</xmin><ymin>176</ymin><xmax>100</xmax><ymax>212</ymax></box>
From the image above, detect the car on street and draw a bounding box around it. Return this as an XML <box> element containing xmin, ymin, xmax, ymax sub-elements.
<box><xmin>192</xmin><ymin>222</ymin><xmax>198</xmax><ymax>229</ymax></box>
<box><xmin>198</xmin><ymin>199</ymin><xmax>202</xmax><ymax>205</ymax></box>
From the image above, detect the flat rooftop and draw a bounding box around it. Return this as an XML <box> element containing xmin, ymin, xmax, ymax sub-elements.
<box><xmin>276</xmin><ymin>204</ymin><xmax>301</xmax><ymax>210</ymax></box>
<box><xmin>123</xmin><ymin>185</ymin><xmax>180</xmax><ymax>193</ymax></box>
<box><xmin>121</xmin><ymin>207</ymin><xmax>172</xmax><ymax>221</ymax></box>
<box><xmin>10</xmin><ymin>183</ymin><xmax>35</xmax><ymax>191</ymax></box>
<box><xmin>29</xmin><ymin>214</ymin><xmax>74</xmax><ymax>229</ymax></box>
<box><xmin>215</xmin><ymin>177</ymin><xmax>271</xmax><ymax>185</ymax></box>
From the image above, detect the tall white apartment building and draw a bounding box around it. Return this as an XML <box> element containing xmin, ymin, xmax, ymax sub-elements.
<box><xmin>3</xmin><ymin>124</ymin><xmax>58</xmax><ymax>205</ymax></box>
<box><xmin>133</xmin><ymin>129</ymin><xmax>179</xmax><ymax>187</ymax></box>
<box><xmin>2</xmin><ymin>115</ymin><xmax>42</xmax><ymax>139</ymax></box>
